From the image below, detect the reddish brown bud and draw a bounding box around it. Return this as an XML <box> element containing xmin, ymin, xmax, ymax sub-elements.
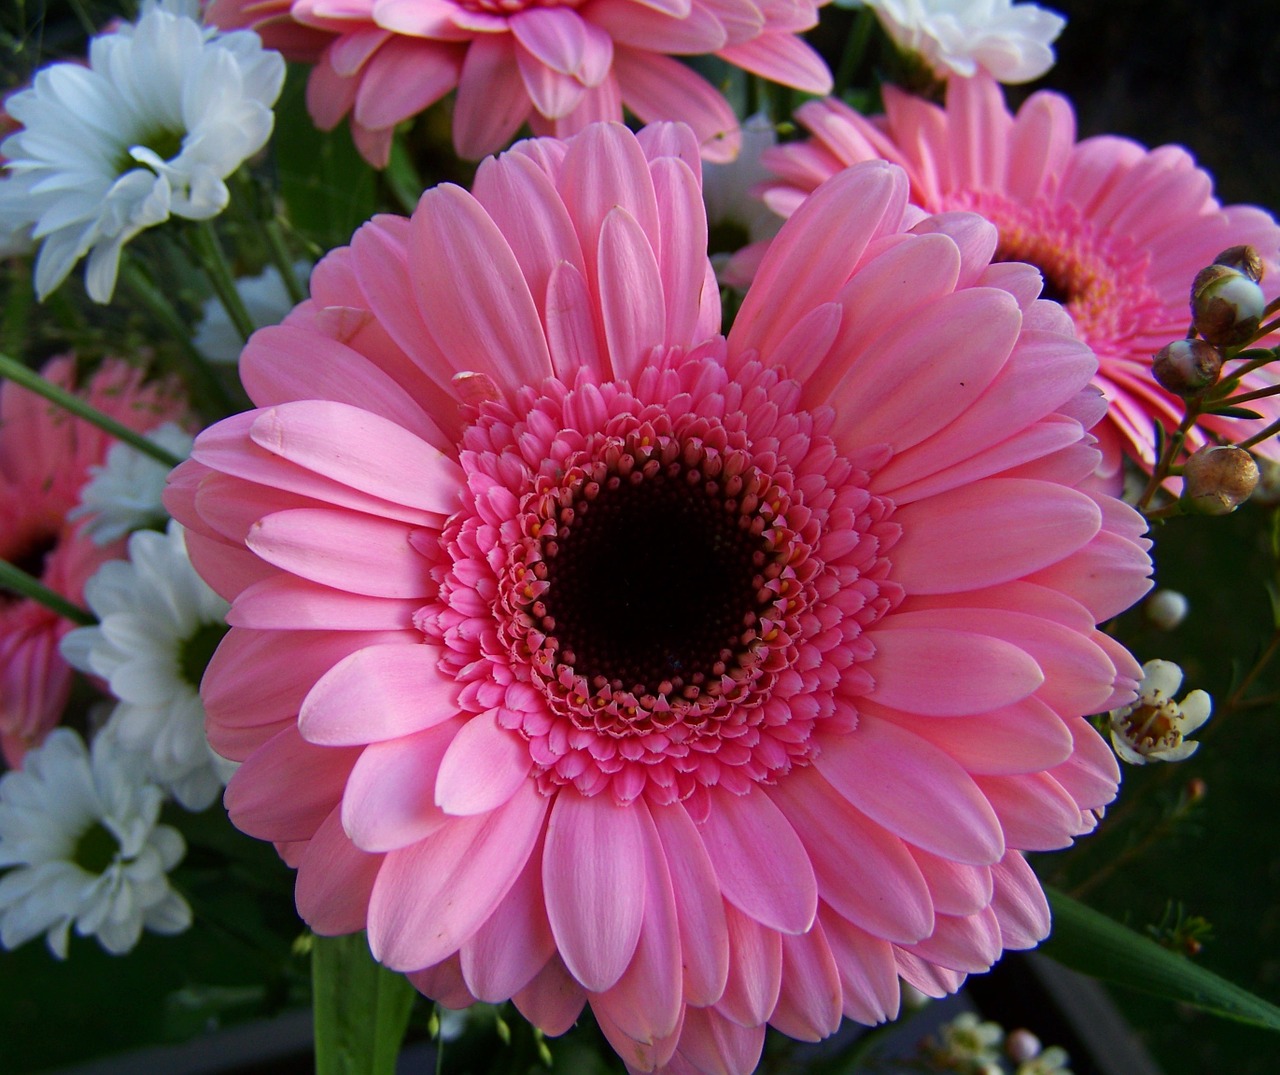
<box><xmin>1152</xmin><ymin>339</ymin><xmax>1222</xmax><ymax>395</ymax></box>
<box><xmin>1181</xmin><ymin>445</ymin><xmax>1260</xmax><ymax>514</ymax></box>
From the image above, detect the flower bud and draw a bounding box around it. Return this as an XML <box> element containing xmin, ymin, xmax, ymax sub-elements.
<box><xmin>1152</xmin><ymin>339</ymin><xmax>1222</xmax><ymax>395</ymax></box>
<box><xmin>1190</xmin><ymin>264</ymin><xmax>1266</xmax><ymax>348</ymax></box>
<box><xmin>1006</xmin><ymin>1028</ymin><xmax>1043</xmax><ymax>1063</ymax></box>
<box><xmin>1180</xmin><ymin>445</ymin><xmax>1259</xmax><ymax>514</ymax></box>
<box><xmin>1145</xmin><ymin>588</ymin><xmax>1189</xmax><ymax>630</ymax></box>
<box><xmin>1214</xmin><ymin>244</ymin><xmax>1264</xmax><ymax>283</ymax></box>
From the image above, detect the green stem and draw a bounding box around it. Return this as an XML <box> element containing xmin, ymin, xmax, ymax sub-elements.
<box><xmin>0</xmin><ymin>559</ymin><xmax>95</xmax><ymax>625</ymax></box>
<box><xmin>1214</xmin><ymin>381</ymin><xmax>1280</xmax><ymax>407</ymax></box>
<box><xmin>0</xmin><ymin>352</ymin><xmax>183</xmax><ymax>467</ymax></box>
<box><xmin>262</xmin><ymin>217</ymin><xmax>307</xmax><ymax>306</ymax></box>
<box><xmin>190</xmin><ymin>219</ymin><xmax>256</xmax><ymax>342</ymax></box>
<box><xmin>1236</xmin><ymin>413</ymin><xmax>1280</xmax><ymax>451</ymax></box>
<box><xmin>121</xmin><ymin>259</ymin><xmax>238</xmax><ymax>418</ymax></box>
<box><xmin>833</xmin><ymin>8</ymin><xmax>876</xmax><ymax>98</ymax></box>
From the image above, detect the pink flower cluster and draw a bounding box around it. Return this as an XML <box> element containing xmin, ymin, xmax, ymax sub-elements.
<box><xmin>170</xmin><ymin>122</ymin><xmax>1151</xmax><ymax>1073</ymax></box>
<box><xmin>0</xmin><ymin>358</ymin><xmax>182</xmax><ymax>766</ymax></box>
<box><xmin>208</xmin><ymin>0</ymin><xmax>833</xmax><ymax>166</ymax></box>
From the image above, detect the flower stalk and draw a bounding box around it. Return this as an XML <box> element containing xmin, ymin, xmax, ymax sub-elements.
<box><xmin>188</xmin><ymin>220</ymin><xmax>257</xmax><ymax>344</ymax></box>
<box><xmin>0</xmin><ymin>352</ymin><xmax>184</xmax><ymax>468</ymax></box>
<box><xmin>0</xmin><ymin>559</ymin><xmax>96</xmax><ymax>625</ymax></box>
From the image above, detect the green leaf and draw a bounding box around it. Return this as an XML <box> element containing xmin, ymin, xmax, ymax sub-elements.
<box><xmin>312</xmin><ymin>932</ymin><xmax>416</xmax><ymax>1075</ymax></box>
<box><xmin>1043</xmin><ymin>888</ymin><xmax>1280</xmax><ymax>1031</ymax></box>
<box><xmin>1208</xmin><ymin>405</ymin><xmax>1265</xmax><ymax>420</ymax></box>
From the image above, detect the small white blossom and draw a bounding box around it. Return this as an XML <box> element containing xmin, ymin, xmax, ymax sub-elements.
<box><xmin>0</xmin><ymin>727</ymin><xmax>191</xmax><ymax>958</ymax></box>
<box><xmin>70</xmin><ymin>422</ymin><xmax>194</xmax><ymax>545</ymax></box>
<box><xmin>61</xmin><ymin>522</ymin><xmax>234</xmax><ymax>810</ymax></box>
<box><xmin>0</xmin><ymin>3</ymin><xmax>284</xmax><ymax>302</ymax></box>
<box><xmin>193</xmin><ymin>261</ymin><xmax>310</xmax><ymax>364</ymax></box>
<box><xmin>1109</xmin><ymin>659</ymin><xmax>1211</xmax><ymax>765</ymax></box>
<box><xmin>1017</xmin><ymin>1044</ymin><xmax>1072</xmax><ymax>1075</ymax></box>
<box><xmin>858</xmin><ymin>0</ymin><xmax>1066</xmax><ymax>83</ymax></box>
<box><xmin>926</xmin><ymin>1011</ymin><xmax>1004</xmax><ymax>1069</ymax></box>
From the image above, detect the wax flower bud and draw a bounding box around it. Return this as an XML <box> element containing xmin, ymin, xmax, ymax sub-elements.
<box><xmin>1181</xmin><ymin>445</ymin><xmax>1260</xmax><ymax>514</ymax></box>
<box><xmin>1191</xmin><ymin>264</ymin><xmax>1266</xmax><ymax>348</ymax></box>
<box><xmin>1214</xmin><ymin>244</ymin><xmax>1265</xmax><ymax>283</ymax></box>
<box><xmin>1152</xmin><ymin>339</ymin><xmax>1222</xmax><ymax>395</ymax></box>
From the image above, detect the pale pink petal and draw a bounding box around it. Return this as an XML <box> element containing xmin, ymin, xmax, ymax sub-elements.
<box><xmin>368</xmin><ymin>781</ymin><xmax>548</xmax><ymax>970</ymax></box>
<box><xmin>545</xmin><ymin>260</ymin><xmax>609</xmax><ymax>380</ymax></box>
<box><xmin>353</xmin><ymin>36</ymin><xmax>462</xmax><ymax>129</ymax></box>
<box><xmin>904</xmin><ymin>905</ymin><xmax>1002</xmax><ymax>975</ymax></box>
<box><xmin>452</xmin><ymin>34</ymin><xmax>533</xmax><ymax>160</ymax></box>
<box><xmin>229</xmin><ymin>576</ymin><xmax>420</xmax><ymax>631</ymax></box>
<box><xmin>716</xmin><ymin>903</ymin><xmax>782</xmax><ymax>1027</ymax></box>
<box><xmin>908</xmin><ymin>846</ymin><xmax>993</xmax><ymax>918</ymax></box>
<box><xmin>989</xmin><ymin>850</ymin><xmax>1051</xmax><ymax>949</ymax></box>
<box><xmin>516</xmin><ymin>45</ymin><xmax>589</xmax><ymax>119</ymax></box>
<box><xmin>818</xmin><ymin>907</ymin><xmax>901</xmax><ymax>1025</ymax></box>
<box><xmin>612</xmin><ymin>48</ymin><xmax>740</xmax><ymax>163</ymax></box>
<box><xmin>697</xmin><ymin>785</ymin><xmax>817</xmax><ymax>935</ymax></box>
<box><xmin>295</xmin><ymin>806</ymin><xmax>384</xmax><ymax>934</ymax></box>
<box><xmin>298</xmin><ymin>642</ymin><xmax>459</xmax><ymax>746</ymax></box>
<box><xmin>716</xmin><ymin>33</ymin><xmax>831</xmax><ymax>95</ymax></box>
<box><xmin>588</xmin><ymin>0</ymin><xmax>725</xmax><ymax>53</ymax></box>
<box><xmin>816</xmin><ymin>719</ymin><xmax>1006</xmax><ymax>866</ymax></box>
<box><xmin>513</xmin><ymin>954</ymin><xmax>588</xmax><ymax>1035</ymax></box>
<box><xmin>543</xmin><ymin>789</ymin><xmax>646</xmax><ymax>992</ymax></box>
<box><xmin>976</xmin><ymin>772</ymin><xmax>1084</xmax><ymax>851</ymax></box>
<box><xmin>598</xmin><ymin>206</ymin><xmax>666</xmax><ymax>380</ymax></box>
<box><xmin>341</xmin><ymin>719</ymin><xmax>462</xmax><ymax>851</ymax></box>
<box><xmin>674</xmin><ymin>1005</ymin><xmax>766</xmax><ymax>1075</ymax></box>
<box><xmin>510</xmin><ymin>8</ymin><xmax>589</xmax><ymax>73</ymax></box>
<box><xmin>894</xmin><ymin>946</ymin><xmax>966</xmax><ymax>999</ymax></box>
<box><xmin>435</xmin><ymin>709</ymin><xmax>532</xmax><ymax>815</ymax></box>
<box><xmin>770</xmin><ymin>923</ymin><xmax>843</xmax><ymax>1042</ymax></box>
<box><xmin>649</xmin><ymin>155</ymin><xmax>712</xmax><ymax>348</ymax></box>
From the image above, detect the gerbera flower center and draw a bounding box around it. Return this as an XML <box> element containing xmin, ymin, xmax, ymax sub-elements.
<box><xmin>538</xmin><ymin>445</ymin><xmax>769</xmax><ymax>698</ymax></box>
<box><xmin>949</xmin><ymin>191</ymin><xmax>1163</xmax><ymax>354</ymax></box>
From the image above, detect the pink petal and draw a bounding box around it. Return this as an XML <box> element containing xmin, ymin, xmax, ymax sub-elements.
<box><xmin>590</xmin><ymin>801</ymin><xmax>684</xmax><ymax>1055</ymax></box>
<box><xmin>341</xmin><ymin>719</ymin><xmax>462</xmax><ymax>852</ymax></box>
<box><xmin>908</xmin><ymin>846</ymin><xmax>993</xmax><ymax>918</ymax></box>
<box><xmin>989</xmin><ymin>850</ymin><xmax>1050</xmax><ymax>949</ymax></box>
<box><xmin>889</xmin><ymin>478</ymin><xmax>1101</xmax><ymax>593</ymax></box>
<box><xmin>516</xmin><ymin>45</ymin><xmax>588</xmax><ymax>119</ymax></box>
<box><xmin>452</xmin><ymin>34</ymin><xmax>532</xmax><ymax>160</ymax></box>
<box><xmin>870</xmin><ymin>695</ymin><xmax>1072</xmax><ymax>776</ymax></box>
<box><xmin>770</xmin><ymin>923</ymin><xmax>843</xmax><ymax>1042</ymax></box>
<box><xmin>1049</xmin><ymin>716</ymin><xmax>1119</xmax><ymax>812</ymax></box>
<box><xmin>904</xmin><ymin>905</ymin><xmax>1002</xmax><ymax>974</ymax></box>
<box><xmin>460</xmin><ymin>830</ymin><xmax>557</xmax><ymax>1001</ymax></box>
<box><xmin>717</xmin><ymin>33</ymin><xmax>831</xmax><ymax>95</ymax></box>
<box><xmin>674</xmin><ymin>1006</ymin><xmax>766</xmax><ymax>1075</ymax></box>
<box><xmin>353</xmin><ymin>36</ymin><xmax>462</xmax><ymax>129</ymax></box>
<box><xmin>589</xmin><ymin>0</ymin><xmax>725</xmax><ymax>52</ymax></box>
<box><xmin>295</xmin><ymin>805</ymin><xmax>384</xmax><ymax>934</ymax></box>
<box><xmin>543</xmin><ymin>789</ymin><xmax>646</xmax><ymax>992</ymax></box>
<box><xmin>598</xmin><ymin>206</ymin><xmax>666</xmax><ymax>381</ymax></box>
<box><xmin>730</xmin><ymin>162</ymin><xmax>909</xmax><ymax>360</ymax></box>
<box><xmin>299</xmin><ymin>642</ymin><xmax>459</xmax><ymax>746</ymax></box>
<box><xmin>818</xmin><ymin>907</ymin><xmax>901</xmax><ymax>1025</ymax></box>
<box><xmin>612</xmin><ymin>49</ymin><xmax>740</xmax><ymax>162</ymax></box>
<box><xmin>815</xmin><ymin>718</ymin><xmax>1006</xmax><ymax>866</ymax></box>
<box><xmin>770</xmin><ymin>769</ymin><xmax>933</xmax><ymax>945</ymax></box>
<box><xmin>649</xmin><ymin>155</ymin><xmax>712</xmax><ymax>348</ymax></box>
<box><xmin>894</xmin><ymin>946</ymin><xmax>966</xmax><ymax>999</ymax></box>
<box><xmin>697</xmin><ymin>785</ymin><xmax>817</xmax><ymax>935</ymax></box>
<box><xmin>510</xmin><ymin>7</ymin><xmax>588</xmax><ymax>74</ymax></box>
<box><xmin>248</xmin><ymin>400</ymin><xmax>464</xmax><ymax>516</ymax></box>
<box><xmin>406</xmin><ymin>955</ymin><xmax>478</xmax><ymax>1011</ymax></box>
<box><xmin>651</xmin><ymin>801</ymin><xmax>730</xmax><ymax>1007</ymax></box>
<box><xmin>368</xmin><ymin>780</ymin><xmax>549</xmax><ymax>970</ymax></box>
<box><xmin>546</xmin><ymin>261</ymin><xmax>608</xmax><ymax>380</ymax></box>
<box><xmin>225</xmin><ymin>725</ymin><xmax>358</xmax><ymax>842</ymax></box>
<box><xmin>976</xmin><ymin>772</ymin><xmax>1083</xmax><ymax>851</ymax></box>
<box><xmin>229</xmin><ymin>575</ymin><xmax>421</xmax><ymax>631</ymax></box>
<box><xmin>716</xmin><ymin>903</ymin><xmax>782</xmax><ymax>1027</ymax></box>
<box><xmin>512</xmin><ymin>954</ymin><xmax>588</xmax><ymax>1035</ymax></box>
<box><xmin>863</xmin><ymin>625</ymin><xmax>1044</xmax><ymax>716</ymax></box>
<box><xmin>435</xmin><ymin>709</ymin><xmax>532</xmax><ymax>815</ymax></box>
<box><xmin>411</xmin><ymin>183</ymin><xmax>553</xmax><ymax>387</ymax></box>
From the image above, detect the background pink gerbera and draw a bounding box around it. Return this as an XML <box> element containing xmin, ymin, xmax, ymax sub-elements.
<box><xmin>0</xmin><ymin>357</ymin><xmax>183</xmax><ymax>766</ymax></box>
<box><xmin>169</xmin><ymin>122</ymin><xmax>1151</xmax><ymax>1074</ymax></box>
<box><xmin>759</xmin><ymin>75</ymin><xmax>1280</xmax><ymax>477</ymax></box>
<box><xmin>206</xmin><ymin>0</ymin><xmax>833</xmax><ymax>167</ymax></box>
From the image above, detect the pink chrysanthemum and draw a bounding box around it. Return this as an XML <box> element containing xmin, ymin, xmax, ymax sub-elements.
<box><xmin>169</xmin><ymin>122</ymin><xmax>1151</xmax><ymax>1074</ymax></box>
<box><xmin>206</xmin><ymin>0</ymin><xmax>832</xmax><ymax>167</ymax></box>
<box><xmin>0</xmin><ymin>357</ymin><xmax>182</xmax><ymax>766</ymax></box>
<box><xmin>760</xmin><ymin>75</ymin><xmax>1280</xmax><ymax>477</ymax></box>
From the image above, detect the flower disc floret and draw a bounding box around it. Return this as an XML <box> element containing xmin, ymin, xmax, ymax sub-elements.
<box><xmin>168</xmin><ymin>123</ymin><xmax>1153</xmax><ymax>1075</ymax></box>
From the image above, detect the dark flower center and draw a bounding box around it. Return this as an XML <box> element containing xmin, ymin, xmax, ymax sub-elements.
<box><xmin>74</xmin><ymin>821</ymin><xmax>120</xmax><ymax>875</ymax></box>
<box><xmin>542</xmin><ymin>469</ymin><xmax>766</xmax><ymax>695</ymax></box>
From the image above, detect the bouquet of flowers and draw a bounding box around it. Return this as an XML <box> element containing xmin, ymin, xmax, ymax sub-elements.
<box><xmin>1</xmin><ymin>0</ymin><xmax>1278</xmax><ymax>1072</ymax></box>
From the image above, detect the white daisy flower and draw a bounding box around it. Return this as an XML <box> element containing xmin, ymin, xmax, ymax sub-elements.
<box><xmin>1108</xmin><ymin>659</ymin><xmax>1212</xmax><ymax>765</ymax></box>
<box><xmin>60</xmin><ymin>522</ymin><xmax>235</xmax><ymax>810</ymax></box>
<box><xmin>856</xmin><ymin>0</ymin><xmax>1066</xmax><ymax>83</ymax></box>
<box><xmin>0</xmin><ymin>2</ymin><xmax>285</xmax><ymax>302</ymax></box>
<box><xmin>70</xmin><ymin>422</ymin><xmax>194</xmax><ymax>545</ymax></box>
<box><xmin>0</xmin><ymin>727</ymin><xmax>191</xmax><ymax>958</ymax></box>
<box><xmin>193</xmin><ymin>261</ymin><xmax>310</xmax><ymax>364</ymax></box>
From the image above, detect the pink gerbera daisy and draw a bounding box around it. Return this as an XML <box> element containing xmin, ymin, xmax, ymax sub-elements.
<box><xmin>0</xmin><ymin>357</ymin><xmax>182</xmax><ymax>766</ymax></box>
<box><xmin>760</xmin><ymin>75</ymin><xmax>1280</xmax><ymax>477</ymax></box>
<box><xmin>168</xmin><ymin>122</ymin><xmax>1151</xmax><ymax>1073</ymax></box>
<box><xmin>206</xmin><ymin>0</ymin><xmax>832</xmax><ymax>167</ymax></box>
